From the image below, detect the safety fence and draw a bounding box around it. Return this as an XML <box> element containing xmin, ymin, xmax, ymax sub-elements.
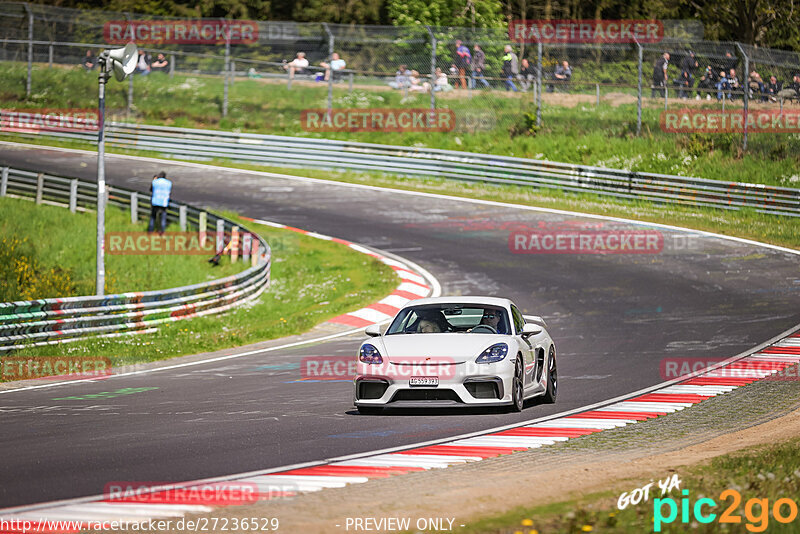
<box><xmin>4</xmin><ymin>2</ymin><xmax>800</xmax><ymax>152</ymax></box>
<box><xmin>10</xmin><ymin>122</ymin><xmax>798</xmax><ymax>217</ymax></box>
<box><xmin>0</xmin><ymin>165</ymin><xmax>272</xmax><ymax>351</ymax></box>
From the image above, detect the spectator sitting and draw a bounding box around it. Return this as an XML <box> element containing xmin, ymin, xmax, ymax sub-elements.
<box><xmin>247</xmin><ymin>67</ymin><xmax>262</xmax><ymax>79</ymax></box>
<box><xmin>766</xmin><ymin>75</ymin><xmax>782</xmax><ymax>102</ymax></box>
<box><xmin>727</xmin><ymin>68</ymin><xmax>740</xmax><ymax>100</ymax></box>
<box><xmin>283</xmin><ymin>52</ymin><xmax>308</xmax><ymax>79</ymax></box>
<box><xmin>678</xmin><ymin>50</ymin><xmax>697</xmax><ymax>98</ymax></box>
<box><xmin>518</xmin><ymin>58</ymin><xmax>535</xmax><ymax>91</ymax></box>
<box><xmin>748</xmin><ymin>71</ymin><xmax>766</xmax><ymax>102</ymax></box>
<box><xmin>470</xmin><ymin>44</ymin><xmax>490</xmax><ymax>89</ymax></box>
<box><xmin>388</xmin><ymin>64</ymin><xmax>411</xmax><ymax>89</ymax></box>
<box><xmin>82</xmin><ymin>50</ymin><xmax>97</xmax><ymax>70</ymax></box>
<box><xmin>320</xmin><ymin>52</ymin><xmax>346</xmax><ymax>81</ymax></box>
<box><xmin>449</xmin><ymin>63</ymin><xmax>458</xmax><ymax>79</ymax></box>
<box><xmin>150</xmin><ymin>53</ymin><xmax>169</xmax><ymax>73</ymax></box>
<box><xmin>135</xmin><ymin>50</ymin><xmax>150</xmax><ymax>75</ymax></box>
<box><xmin>696</xmin><ymin>65</ymin><xmax>717</xmax><ymax>100</ymax></box>
<box><xmin>433</xmin><ymin>67</ymin><xmax>452</xmax><ymax>92</ymax></box>
<box><xmin>408</xmin><ymin>70</ymin><xmax>430</xmax><ymax>93</ymax></box>
<box><xmin>454</xmin><ymin>39</ymin><xmax>471</xmax><ymax>89</ymax></box>
<box><xmin>548</xmin><ymin>60</ymin><xmax>572</xmax><ymax>92</ymax></box>
<box><xmin>778</xmin><ymin>74</ymin><xmax>800</xmax><ymax>100</ymax></box>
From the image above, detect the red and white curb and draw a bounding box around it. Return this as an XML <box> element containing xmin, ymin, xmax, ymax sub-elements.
<box><xmin>240</xmin><ymin>218</ymin><xmax>434</xmax><ymax>327</ymax></box>
<box><xmin>1</xmin><ymin>331</ymin><xmax>797</xmax><ymax>530</ymax></box>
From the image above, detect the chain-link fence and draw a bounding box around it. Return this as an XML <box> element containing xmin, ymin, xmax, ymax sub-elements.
<box><xmin>2</xmin><ymin>2</ymin><xmax>800</xmax><ymax>152</ymax></box>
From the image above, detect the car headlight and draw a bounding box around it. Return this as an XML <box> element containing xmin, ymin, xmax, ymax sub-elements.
<box><xmin>359</xmin><ymin>344</ymin><xmax>383</xmax><ymax>364</ymax></box>
<box><xmin>475</xmin><ymin>343</ymin><xmax>508</xmax><ymax>364</ymax></box>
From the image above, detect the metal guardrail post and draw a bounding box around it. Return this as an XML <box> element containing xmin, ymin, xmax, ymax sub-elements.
<box><xmin>35</xmin><ymin>173</ymin><xmax>44</xmax><ymax>204</ymax></box>
<box><xmin>636</xmin><ymin>39</ymin><xmax>642</xmax><ymax>136</ymax></box>
<box><xmin>0</xmin><ymin>167</ymin><xmax>8</xmax><ymax>197</ymax></box>
<box><xmin>736</xmin><ymin>42</ymin><xmax>749</xmax><ymax>152</ymax></box>
<box><xmin>664</xmin><ymin>85</ymin><xmax>668</xmax><ymax>110</ymax></box>
<box><xmin>596</xmin><ymin>83</ymin><xmax>600</xmax><ymax>107</ymax></box>
<box><xmin>179</xmin><ymin>204</ymin><xmax>187</xmax><ymax>231</ymax></box>
<box><xmin>216</xmin><ymin>218</ymin><xmax>224</xmax><ymax>252</ymax></box>
<box><xmin>25</xmin><ymin>4</ymin><xmax>33</xmax><ymax>98</ymax></box>
<box><xmin>199</xmin><ymin>211</ymin><xmax>207</xmax><ymax>246</ymax></box>
<box><xmin>70</xmin><ymin>179</ymin><xmax>78</xmax><ymax>213</ymax></box>
<box><xmin>48</xmin><ymin>42</ymin><xmax>53</xmax><ymax>67</ymax></box>
<box><xmin>231</xmin><ymin>226</ymin><xmax>239</xmax><ymax>262</ymax></box>
<box><xmin>250</xmin><ymin>239</ymin><xmax>258</xmax><ymax>267</ymax></box>
<box><xmin>130</xmin><ymin>191</ymin><xmax>137</xmax><ymax>222</ymax></box>
<box><xmin>536</xmin><ymin>41</ymin><xmax>542</xmax><ymax>127</ymax></box>
<box><xmin>127</xmin><ymin>75</ymin><xmax>133</xmax><ymax>119</ymax></box>
<box><xmin>348</xmin><ymin>72</ymin><xmax>353</xmax><ymax>93</ymax></box>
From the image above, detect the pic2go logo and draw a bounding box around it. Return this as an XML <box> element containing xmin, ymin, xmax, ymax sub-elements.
<box><xmin>654</xmin><ymin>489</ymin><xmax>799</xmax><ymax>532</ymax></box>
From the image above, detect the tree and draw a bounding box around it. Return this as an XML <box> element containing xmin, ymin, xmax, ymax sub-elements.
<box><xmin>389</xmin><ymin>0</ymin><xmax>505</xmax><ymax>28</ymax></box>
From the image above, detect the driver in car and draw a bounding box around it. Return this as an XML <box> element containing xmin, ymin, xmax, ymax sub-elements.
<box><xmin>471</xmin><ymin>308</ymin><xmax>507</xmax><ymax>334</ymax></box>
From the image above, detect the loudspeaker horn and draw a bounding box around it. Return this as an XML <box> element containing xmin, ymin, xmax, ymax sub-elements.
<box><xmin>105</xmin><ymin>42</ymin><xmax>138</xmax><ymax>81</ymax></box>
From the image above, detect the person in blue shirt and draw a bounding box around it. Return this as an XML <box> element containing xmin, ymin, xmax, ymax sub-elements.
<box><xmin>148</xmin><ymin>171</ymin><xmax>172</xmax><ymax>234</ymax></box>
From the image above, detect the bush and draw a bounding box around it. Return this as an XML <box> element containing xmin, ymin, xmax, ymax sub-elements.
<box><xmin>0</xmin><ymin>236</ymin><xmax>75</xmax><ymax>301</ymax></box>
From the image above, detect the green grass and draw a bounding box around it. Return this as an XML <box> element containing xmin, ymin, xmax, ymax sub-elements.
<box><xmin>0</xmin><ymin>196</ymin><xmax>244</xmax><ymax>300</ymax></box>
<box><xmin>13</xmin><ymin>215</ymin><xmax>398</xmax><ymax>367</ymax></box>
<box><xmin>452</xmin><ymin>437</ymin><xmax>800</xmax><ymax>533</ymax></box>
<box><xmin>3</xmin><ymin>61</ymin><xmax>800</xmax><ymax>187</ymax></box>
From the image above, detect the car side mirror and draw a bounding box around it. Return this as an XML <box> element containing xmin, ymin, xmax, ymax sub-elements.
<box><xmin>365</xmin><ymin>324</ymin><xmax>381</xmax><ymax>337</ymax></box>
<box><xmin>522</xmin><ymin>323</ymin><xmax>542</xmax><ymax>337</ymax></box>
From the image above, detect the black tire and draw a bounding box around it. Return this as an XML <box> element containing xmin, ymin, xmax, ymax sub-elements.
<box><xmin>357</xmin><ymin>406</ymin><xmax>383</xmax><ymax>415</ymax></box>
<box><xmin>509</xmin><ymin>356</ymin><xmax>525</xmax><ymax>412</ymax></box>
<box><xmin>542</xmin><ymin>346</ymin><xmax>557</xmax><ymax>404</ymax></box>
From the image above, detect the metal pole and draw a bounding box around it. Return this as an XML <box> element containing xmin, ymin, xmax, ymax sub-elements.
<box><xmin>230</xmin><ymin>60</ymin><xmax>236</xmax><ymax>85</ymax></box>
<box><xmin>130</xmin><ymin>191</ymin><xmax>137</xmax><ymax>223</ymax></box>
<box><xmin>48</xmin><ymin>43</ymin><xmax>52</xmax><ymax>67</ymax></box>
<box><xmin>736</xmin><ymin>42</ymin><xmax>749</xmax><ymax>152</ymax></box>
<box><xmin>596</xmin><ymin>83</ymin><xmax>600</xmax><ymax>107</ymax></box>
<box><xmin>322</xmin><ymin>23</ymin><xmax>334</xmax><ymax>116</ymax></box>
<box><xmin>427</xmin><ymin>26</ymin><xmax>436</xmax><ymax>111</ymax></box>
<box><xmin>536</xmin><ymin>41</ymin><xmax>542</xmax><ymax>127</ymax></box>
<box><xmin>1</xmin><ymin>167</ymin><xmax>8</xmax><ymax>197</ymax></box>
<box><xmin>222</xmin><ymin>19</ymin><xmax>230</xmax><ymax>118</ymax></box>
<box><xmin>127</xmin><ymin>75</ymin><xmax>133</xmax><ymax>119</ymax></box>
<box><xmin>25</xmin><ymin>4</ymin><xmax>33</xmax><ymax>98</ymax></box>
<box><xmin>69</xmin><ymin>179</ymin><xmax>77</xmax><ymax>213</ymax></box>
<box><xmin>169</xmin><ymin>54</ymin><xmax>174</xmax><ymax>78</ymax></box>
<box><xmin>636</xmin><ymin>41</ymin><xmax>642</xmax><ymax>136</ymax></box>
<box><xmin>96</xmin><ymin>59</ymin><xmax>107</xmax><ymax>296</ymax></box>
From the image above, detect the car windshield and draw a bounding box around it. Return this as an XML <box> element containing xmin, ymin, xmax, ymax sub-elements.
<box><xmin>385</xmin><ymin>304</ymin><xmax>511</xmax><ymax>335</ymax></box>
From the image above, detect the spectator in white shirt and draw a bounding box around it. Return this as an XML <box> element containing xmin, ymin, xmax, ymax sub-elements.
<box><xmin>283</xmin><ymin>52</ymin><xmax>309</xmax><ymax>79</ymax></box>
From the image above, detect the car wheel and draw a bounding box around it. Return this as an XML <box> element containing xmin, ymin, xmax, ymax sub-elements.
<box><xmin>510</xmin><ymin>356</ymin><xmax>524</xmax><ymax>412</ymax></box>
<box><xmin>542</xmin><ymin>346</ymin><xmax>557</xmax><ymax>404</ymax></box>
<box><xmin>357</xmin><ymin>406</ymin><xmax>383</xmax><ymax>415</ymax></box>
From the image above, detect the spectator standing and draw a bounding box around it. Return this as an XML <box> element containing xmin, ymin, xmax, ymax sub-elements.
<box><xmin>148</xmin><ymin>171</ymin><xmax>172</xmax><ymax>234</ymax></box>
<box><xmin>454</xmin><ymin>40</ymin><xmax>471</xmax><ymax>89</ymax></box>
<box><xmin>678</xmin><ymin>51</ymin><xmax>698</xmax><ymax>99</ymax></box>
<box><xmin>82</xmin><ymin>50</ymin><xmax>97</xmax><ymax>70</ymax></box>
<box><xmin>766</xmin><ymin>75</ymin><xmax>782</xmax><ymax>102</ymax></box>
<box><xmin>135</xmin><ymin>50</ymin><xmax>150</xmax><ymax>75</ymax></box>
<box><xmin>716</xmin><ymin>70</ymin><xmax>729</xmax><ymax>101</ymax></box>
<box><xmin>727</xmin><ymin>68</ymin><xmax>740</xmax><ymax>100</ymax></box>
<box><xmin>518</xmin><ymin>58</ymin><xmax>535</xmax><ymax>91</ymax></box>
<box><xmin>320</xmin><ymin>52</ymin><xmax>346</xmax><ymax>81</ymax></box>
<box><xmin>283</xmin><ymin>52</ymin><xmax>308</xmax><ymax>79</ymax></box>
<box><xmin>651</xmin><ymin>52</ymin><xmax>669</xmax><ymax>97</ymax></box>
<box><xmin>151</xmin><ymin>53</ymin><xmax>169</xmax><ymax>73</ymax></box>
<box><xmin>502</xmin><ymin>45</ymin><xmax>519</xmax><ymax>92</ymax></box>
<box><xmin>470</xmin><ymin>44</ymin><xmax>490</xmax><ymax>89</ymax></box>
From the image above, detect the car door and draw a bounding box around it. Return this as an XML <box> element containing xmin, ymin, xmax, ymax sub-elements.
<box><xmin>511</xmin><ymin>305</ymin><xmax>535</xmax><ymax>386</ymax></box>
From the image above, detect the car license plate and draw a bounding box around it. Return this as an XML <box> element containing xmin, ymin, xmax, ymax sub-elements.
<box><xmin>409</xmin><ymin>376</ymin><xmax>438</xmax><ymax>387</ymax></box>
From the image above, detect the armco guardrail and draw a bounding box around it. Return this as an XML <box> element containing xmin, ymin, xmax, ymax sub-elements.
<box><xmin>0</xmin><ymin>165</ymin><xmax>271</xmax><ymax>351</ymax></box>
<box><xmin>9</xmin><ymin>122</ymin><xmax>799</xmax><ymax>217</ymax></box>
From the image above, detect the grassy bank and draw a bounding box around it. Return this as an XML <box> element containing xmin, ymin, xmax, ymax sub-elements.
<box><xmin>12</xmin><ymin>216</ymin><xmax>398</xmax><ymax>368</ymax></box>
<box><xmin>0</xmin><ymin>195</ymin><xmax>244</xmax><ymax>301</ymax></box>
<box><xmin>2</xmin><ymin>61</ymin><xmax>800</xmax><ymax>187</ymax></box>
<box><xmin>457</xmin><ymin>436</ymin><xmax>800</xmax><ymax>533</ymax></box>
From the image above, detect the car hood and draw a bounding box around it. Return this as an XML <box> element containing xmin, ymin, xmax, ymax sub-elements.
<box><xmin>379</xmin><ymin>333</ymin><xmax>509</xmax><ymax>364</ymax></box>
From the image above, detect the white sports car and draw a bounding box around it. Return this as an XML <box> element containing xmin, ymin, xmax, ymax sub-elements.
<box><xmin>353</xmin><ymin>296</ymin><xmax>557</xmax><ymax>414</ymax></box>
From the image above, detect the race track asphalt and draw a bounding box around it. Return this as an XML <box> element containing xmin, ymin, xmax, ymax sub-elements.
<box><xmin>1</xmin><ymin>143</ymin><xmax>799</xmax><ymax>508</ymax></box>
